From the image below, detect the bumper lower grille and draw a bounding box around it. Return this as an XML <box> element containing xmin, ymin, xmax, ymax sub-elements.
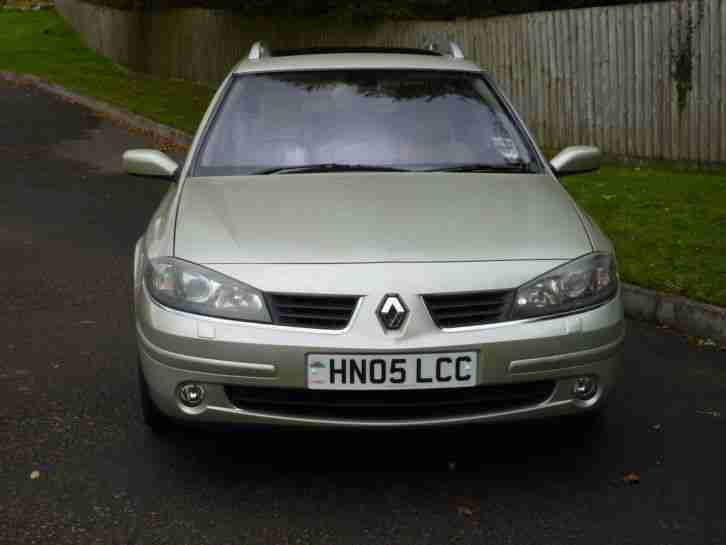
<box><xmin>224</xmin><ymin>381</ymin><xmax>555</xmax><ymax>421</ymax></box>
<box><xmin>266</xmin><ymin>293</ymin><xmax>359</xmax><ymax>330</ymax></box>
<box><xmin>423</xmin><ymin>290</ymin><xmax>514</xmax><ymax>329</ymax></box>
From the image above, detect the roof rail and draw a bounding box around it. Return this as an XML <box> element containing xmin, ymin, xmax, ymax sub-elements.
<box><xmin>247</xmin><ymin>41</ymin><xmax>270</xmax><ymax>61</ymax></box>
<box><xmin>425</xmin><ymin>40</ymin><xmax>465</xmax><ymax>59</ymax></box>
<box><xmin>448</xmin><ymin>42</ymin><xmax>465</xmax><ymax>59</ymax></box>
<box><xmin>271</xmin><ymin>47</ymin><xmax>442</xmax><ymax>57</ymax></box>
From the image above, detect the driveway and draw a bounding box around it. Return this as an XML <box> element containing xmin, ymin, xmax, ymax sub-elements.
<box><xmin>1</xmin><ymin>80</ymin><xmax>725</xmax><ymax>545</ymax></box>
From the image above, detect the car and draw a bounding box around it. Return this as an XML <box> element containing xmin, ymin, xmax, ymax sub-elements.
<box><xmin>125</xmin><ymin>41</ymin><xmax>625</xmax><ymax>432</ymax></box>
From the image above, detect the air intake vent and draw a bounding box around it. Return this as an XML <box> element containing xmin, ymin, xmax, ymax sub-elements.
<box><xmin>266</xmin><ymin>293</ymin><xmax>359</xmax><ymax>330</ymax></box>
<box><xmin>224</xmin><ymin>380</ymin><xmax>555</xmax><ymax>420</ymax></box>
<box><xmin>423</xmin><ymin>290</ymin><xmax>514</xmax><ymax>329</ymax></box>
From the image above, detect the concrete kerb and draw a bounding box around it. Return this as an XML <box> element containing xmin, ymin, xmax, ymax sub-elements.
<box><xmin>622</xmin><ymin>284</ymin><xmax>726</xmax><ymax>346</ymax></box>
<box><xmin>3</xmin><ymin>71</ymin><xmax>725</xmax><ymax>347</ymax></box>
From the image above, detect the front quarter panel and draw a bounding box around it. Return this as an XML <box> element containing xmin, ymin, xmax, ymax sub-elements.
<box><xmin>578</xmin><ymin>209</ymin><xmax>614</xmax><ymax>254</ymax></box>
<box><xmin>135</xmin><ymin>183</ymin><xmax>179</xmax><ymax>293</ymax></box>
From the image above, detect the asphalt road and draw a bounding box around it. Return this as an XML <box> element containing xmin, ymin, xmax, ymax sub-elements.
<box><xmin>1</xmin><ymin>81</ymin><xmax>725</xmax><ymax>545</ymax></box>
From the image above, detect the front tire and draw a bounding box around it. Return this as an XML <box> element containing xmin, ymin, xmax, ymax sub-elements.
<box><xmin>138</xmin><ymin>358</ymin><xmax>175</xmax><ymax>433</ymax></box>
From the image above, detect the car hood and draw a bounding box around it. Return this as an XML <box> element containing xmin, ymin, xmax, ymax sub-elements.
<box><xmin>174</xmin><ymin>173</ymin><xmax>591</xmax><ymax>264</ymax></box>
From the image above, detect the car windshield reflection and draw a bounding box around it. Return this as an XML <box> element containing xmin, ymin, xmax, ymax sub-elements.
<box><xmin>194</xmin><ymin>69</ymin><xmax>540</xmax><ymax>177</ymax></box>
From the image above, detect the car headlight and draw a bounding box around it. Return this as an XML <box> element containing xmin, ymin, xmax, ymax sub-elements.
<box><xmin>512</xmin><ymin>252</ymin><xmax>618</xmax><ymax>319</ymax></box>
<box><xmin>144</xmin><ymin>257</ymin><xmax>271</xmax><ymax>323</ymax></box>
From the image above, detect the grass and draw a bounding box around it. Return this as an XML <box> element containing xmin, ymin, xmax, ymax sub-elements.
<box><xmin>2</xmin><ymin>10</ymin><xmax>725</xmax><ymax>307</ymax></box>
<box><xmin>0</xmin><ymin>8</ymin><xmax>213</xmax><ymax>133</ymax></box>
<box><xmin>564</xmin><ymin>166</ymin><xmax>726</xmax><ymax>307</ymax></box>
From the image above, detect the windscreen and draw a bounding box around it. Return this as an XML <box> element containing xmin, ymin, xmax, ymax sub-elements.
<box><xmin>194</xmin><ymin>70</ymin><xmax>538</xmax><ymax>176</ymax></box>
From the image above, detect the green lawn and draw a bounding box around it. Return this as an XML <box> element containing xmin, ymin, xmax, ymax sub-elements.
<box><xmin>0</xmin><ymin>8</ymin><xmax>213</xmax><ymax>133</ymax></box>
<box><xmin>564</xmin><ymin>166</ymin><xmax>726</xmax><ymax>307</ymax></box>
<box><xmin>2</xmin><ymin>10</ymin><xmax>725</xmax><ymax>307</ymax></box>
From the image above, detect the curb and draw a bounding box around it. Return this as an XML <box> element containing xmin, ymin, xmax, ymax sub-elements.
<box><xmin>0</xmin><ymin>71</ymin><xmax>193</xmax><ymax>148</ymax></box>
<box><xmin>621</xmin><ymin>284</ymin><xmax>726</xmax><ymax>346</ymax></box>
<box><xmin>3</xmin><ymin>71</ymin><xmax>725</xmax><ymax>346</ymax></box>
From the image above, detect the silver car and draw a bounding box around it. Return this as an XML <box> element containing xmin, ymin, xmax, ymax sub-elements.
<box><xmin>125</xmin><ymin>42</ymin><xmax>624</xmax><ymax>432</ymax></box>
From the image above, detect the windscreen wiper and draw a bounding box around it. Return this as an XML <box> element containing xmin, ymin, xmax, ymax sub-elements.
<box><xmin>425</xmin><ymin>162</ymin><xmax>534</xmax><ymax>173</ymax></box>
<box><xmin>253</xmin><ymin>163</ymin><xmax>411</xmax><ymax>175</ymax></box>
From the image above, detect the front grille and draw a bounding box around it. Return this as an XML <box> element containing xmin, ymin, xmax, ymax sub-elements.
<box><xmin>423</xmin><ymin>290</ymin><xmax>514</xmax><ymax>329</ymax></box>
<box><xmin>224</xmin><ymin>381</ymin><xmax>555</xmax><ymax>420</ymax></box>
<box><xmin>266</xmin><ymin>293</ymin><xmax>359</xmax><ymax>330</ymax></box>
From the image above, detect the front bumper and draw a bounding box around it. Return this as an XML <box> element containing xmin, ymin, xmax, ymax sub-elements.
<box><xmin>136</xmin><ymin>284</ymin><xmax>625</xmax><ymax>428</ymax></box>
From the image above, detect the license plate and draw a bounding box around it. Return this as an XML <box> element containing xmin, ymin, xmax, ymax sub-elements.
<box><xmin>306</xmin><ymin>352</ymin><xmax>478</xmax><ymax>391</ymax></box>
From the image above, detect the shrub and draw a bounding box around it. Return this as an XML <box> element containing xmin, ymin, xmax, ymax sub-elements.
<box><xmin>80</xmin><ymin>0</ymin><xmax>667</xmax><ymax>20</ymax></box>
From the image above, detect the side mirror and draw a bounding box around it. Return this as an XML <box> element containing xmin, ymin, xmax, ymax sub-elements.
<box><xmin>550</xmin><ymin>146</ymin><xmax>602</xmax><ymax>177</ymax></box>
<box><xmin>123</xmin><ymin>149</ymin><xmax>179</xmax><ymax>178</ymax></box>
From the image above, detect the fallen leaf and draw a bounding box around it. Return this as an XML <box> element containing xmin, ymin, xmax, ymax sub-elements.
<box><xmin>696</xmin><ymin>409</ymin><xmax>722</xmax><ymax>418</ymax></box>
<box><xmin>452</xmin><ymin>496</ymin><xmax>480</xmax><ymax>519</ymax></box>
<box><xmin>30</xmin><ymin>470</ymin><xmax>40</xmax><ymax>480</ymax></box>
<box><xmin>623</xmin><ymin>472</ymin><xmax>640</xmax><ymax>485</ymax></box>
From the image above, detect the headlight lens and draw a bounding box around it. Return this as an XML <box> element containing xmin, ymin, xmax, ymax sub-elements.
<box><xmin>512</xmin><ymin>253</ymin><xmax>618</xmax><ymax>319</ymax></box>
<box><xmin>144</xmin><ymin>257</ymin><xmax>271</xmax><ymax>322</ymax></box>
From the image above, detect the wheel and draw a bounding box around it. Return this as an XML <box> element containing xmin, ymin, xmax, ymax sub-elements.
<box><xmin>138</xmin><ymin>359</ymin><xmax>175</xmax><ymax>433</ymax></box>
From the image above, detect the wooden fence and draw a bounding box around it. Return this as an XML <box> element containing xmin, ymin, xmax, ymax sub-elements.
<box><xmin>55</xmin><ymin>0</ymin><xmax>726</xmax><ymax>163</ymax></box>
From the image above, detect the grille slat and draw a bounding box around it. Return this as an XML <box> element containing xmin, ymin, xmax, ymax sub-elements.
<box><xmin>275</xmin><ymin>312</ymin><xmax>350</xmax><ymax>322</ymax></box>
<box><xmin>274</xmin><ymin>315</ymin><xmax>349</xmax><ymax>328</ymax></box>
<box><xmin>433</xmin><ymin>308</ymin><xmax>504</xmax><ymax>320</ymax></box>
<box><xmin>273</xmin><ymin>295</ymin><xmax>351</xmax><ymax>306</ymax></box>
<box><xmin>278</xmin><ymin>317</ymin><xmax>349</xmax><ymax>328</ymax></box>
<box><xmin>424</xmin><ymin>290</ymin><xmax>513</xmax><ymax>328</ymax></box>
<box><xmin>426</xmin><ymin>297</ymin><xmax>509</xmax><ymax>310</ymax></box>
<box><xmin>267</xmin><ymin>293</ymin><xmax>358</xmax><ymax>330</ymax></box>
<box><xmin>277</xmin><ymin>304</ymin><xmax>354</xmax><ymax>313</ymax></box>
<box><xmin>225</xmin><ymin>381</ymin><xmax>555</xmax><ymax>420</ymax></box>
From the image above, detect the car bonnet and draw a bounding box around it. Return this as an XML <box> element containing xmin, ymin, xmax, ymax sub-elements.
<box><xmin>174</xmin><ymin>172</ymin><xmax>592</xmax><ymax>264</ymax></box>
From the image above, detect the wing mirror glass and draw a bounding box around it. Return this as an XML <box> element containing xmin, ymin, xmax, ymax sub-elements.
<box><xmin>550</xmin><ymin>146</ymin><xmax>602</xmax><ymax>177</ymax></box>
<box><xmin>123</xmin><ymin>149</ymin><xmax>179</xmax><ymax>179</ymax></box>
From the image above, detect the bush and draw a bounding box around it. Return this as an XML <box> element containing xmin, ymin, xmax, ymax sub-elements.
<box><xmin>80</xmin><ymin>0</ymin><xmax>666</xmax><ymax>20</ymax></box>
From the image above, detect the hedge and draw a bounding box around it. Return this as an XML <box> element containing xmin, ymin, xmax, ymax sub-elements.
<box><xmin>79</xmin><ymin>0</ymin><xmax>667</xmax><ymax>19</ymax></box>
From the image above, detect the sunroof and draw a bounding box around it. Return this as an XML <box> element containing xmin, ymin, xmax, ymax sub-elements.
<box><xmin>273</xmin><ymin>47</ymin><xmax>442</xmax><ymax>57</ymax></box>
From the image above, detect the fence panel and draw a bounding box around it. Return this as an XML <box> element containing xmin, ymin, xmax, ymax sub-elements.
<box><xmin>55</xmin><ymin>0</ymin><xmax>726</xmax><ymax>162</ymax></box>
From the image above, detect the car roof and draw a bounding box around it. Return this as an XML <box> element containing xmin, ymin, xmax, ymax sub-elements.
<box><xmin>232</xmin><ymin>46</ymin><xmax>482</xmax><ymax>75</ymax></box>
<box><xmin>273</xmin><ymin>47</ymin><xmax>443</xmax><ymax>57</ymax></box>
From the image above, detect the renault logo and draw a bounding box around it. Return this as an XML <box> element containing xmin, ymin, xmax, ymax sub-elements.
<box><xmin>377</xmin><ymin>294</ymin><xmax>409</xmax><ymax>331</ymax></box>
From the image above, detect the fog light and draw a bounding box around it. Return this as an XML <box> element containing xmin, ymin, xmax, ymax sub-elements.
<box><xmin>178</xmin><ymin>383</ymin><xmax>205</xmax><ymax>407</ymax></box>
<box><xmin>572</xmin><ymin>376</ymin><xmax>597</xmax><ymax>400</ymax></box>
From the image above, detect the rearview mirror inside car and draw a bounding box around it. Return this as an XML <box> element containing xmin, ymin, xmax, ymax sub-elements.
<box><xmin>550</xmin><ymin>146</ymin><xmax>602</xmax><ymax>177</ymax></box>
<box><xmin>123</xmin><ymin>149</ymin><xmax>179</xmax><ymax>179</ymax></box>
